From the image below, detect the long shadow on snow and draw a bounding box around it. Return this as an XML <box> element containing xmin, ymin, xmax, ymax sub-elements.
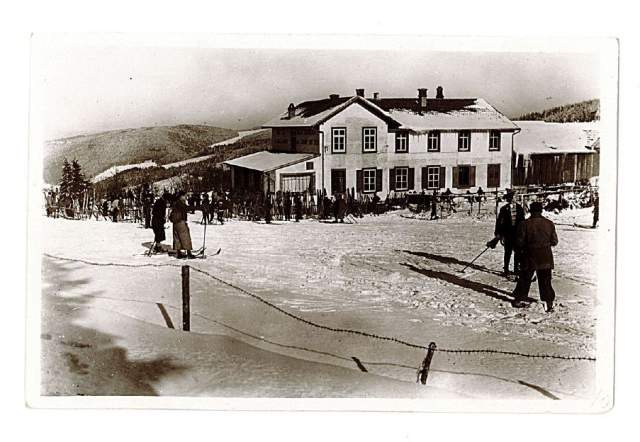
<box><xmin>402</xmin><ymin>250</ymin><xmax>503</xmax><ymax>277</ymax></box>
<box><xmin>401</xmin><ymin>262</ymin><xmax>514</xmax><ymax>303</ymax></box>
<box><xmin>41</xmin><ymin>256</ymin><xmax>186</xmax><ymax>396</ymax></box>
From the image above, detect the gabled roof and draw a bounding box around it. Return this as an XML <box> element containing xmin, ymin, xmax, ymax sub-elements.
<box><xmin>263</xmin><ymin>95</ymin><xmax>518</xmax><ymax>131</ymax></box>
<box><xmin>223</xmin><ymin>151</ymin><xmax>317</xmax><ymax>172</ymax></box>
<box><xmin>513</xmin><ymin>121</ymin><xmax>600</xmax><ymax>156</ymax></box>
<box><xmin>263</xmin><ymin>96</ymin><xmax>400</xmax><ymax>129</ymax></box>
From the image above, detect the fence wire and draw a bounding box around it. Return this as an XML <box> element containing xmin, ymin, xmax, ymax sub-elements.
<box><xmin>43</xmin><ymin>253</ymin><xmax>596</xmax><ymax>362</ymax></box>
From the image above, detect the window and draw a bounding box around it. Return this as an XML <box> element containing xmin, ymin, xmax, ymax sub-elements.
<box><xmin>395</xmin><ymin>132</ymin><xmax>409</xmax><ymax>153</ymax></box>
<box><xmin>489</xmin><ymin>131</ymin><xmax>501</xmax><ymax>151</ymax></box>
<box><xmin>395</xmin><ymin>167</ymin><xmax>409</xmax><ymax>190</ymax></box>
<box><xmin>458</xmin><ymin>131</ymin><xmax>471</xmax><ymax>152</ymax></box>
<box><xmin>426</xmin><ymin>166</ymin><xmax>440</xmax><ymax>189</ymax></box>
<box><xmin>427</xmin><ymin>131</ymin><xmax>441</xmax><ymax>152</ymax></box>
<box><xmin>332</xmin><ymin>128</ymin><xmax>346</xmax><ymax>153</ymax></box>
<box><xmin>487</xmin><ymin>164</ymin><xmax>501</xmax><ymax>188</ymax></box>
<box><xmin>331</xmin><ymin>169</ymin><xmax>346</xmax><ymax>194</ymax></box>
<box><xmin>362</xmin><ymin>127</ymin><xmax>377</xmax><ymax>152</ymax></box>
<box><xmin>363</xmin><ymin>168</ymin><xmax>377</xmax><ymax>193</ymax></box>
<box><xmin>280</xmin><ymin>174</ymin><xmax>315</xmax><ymax>193</ymax></box>
<box><xmin>305</xmin><ymin>161</ymin><xmax>314</xmax><ymax>171</ymax></box>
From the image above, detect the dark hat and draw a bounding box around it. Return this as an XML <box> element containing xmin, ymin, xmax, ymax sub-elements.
<box><xmin>529</xmin><ymin>201</ymin><xmax>543</xmax><ymax>213</ymax></box>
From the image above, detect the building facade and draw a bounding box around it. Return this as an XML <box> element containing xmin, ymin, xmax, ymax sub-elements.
<box><xmin>225</xmin><ymin>88</ymin><xmax>519</xmax><ymax>195</ymax></box>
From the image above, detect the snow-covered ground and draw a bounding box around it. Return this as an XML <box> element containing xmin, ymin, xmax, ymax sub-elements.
<box><xmin>39</xmin><ymin>208</ymin><xmax>599</xmax><ymax>399</ymax></box>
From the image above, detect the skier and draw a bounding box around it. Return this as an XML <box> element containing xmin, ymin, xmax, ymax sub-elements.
<box><xmin>511</xmin><ymin>201</ymin><xmax>558</xmax><ymax>312</ymax></box>
<box><xmin>201</xmin><ymin>192</ymin><xmax>211</xmax><ymax>224</ymax></box>
<box><xmin>294</xmin><ymin>194</ymin><xmax>303</xmax><ymax>222</ymax></box>
<box><xmin>430</xmin><ymin>191</ymin><xmax>439</xmax><ymax>220</ymax></box>
<box><xmin>592</xmin><ymin>194</ymin><xmax>599</xmax><ymax>228</ymax></box>
<box><xmin>284</xmin><ymin>192</ymin><xmax>292</xmax><ymax>221</ymax></box>
<box><xmin>216</xmin><ymin>198</ymin><xmax>225</xmax><ymax>225</ymax></box>
<box><xmin>142</xmin><ymin>184</ymin><xmax>153</xmax><ymax>229</ymax></box>
<box><xmin>151</xmin><ymin>192</ymin><xmax>169</xmax><ymax>253</ymax></box>
<box><xmin>371</xmin><ymin>192</ymin><xmax>380</xmax><ymax>216</ymax></box>
<box><xmin>493</xmin><ymin>189</ymin><xmax>525</xmax><ymax>277</ymax></box>
<box><xmin>170</xmin><ymin>191</ymin><xmax>195</xmax><ymax>259</ymax></box>
<box><xmin>334</xmin><ymin>193</ymin><xmax>346</xmax><ymax>223</ymax></box>
<box><xmin>265</xmin><ymin>193</ymin><xmax>273</xmax><ymax>224</ymax></box>
<box><xmin>111</xmin><ymin>197</ymin><xmax>119</xmax><ymax>223</ymax></box>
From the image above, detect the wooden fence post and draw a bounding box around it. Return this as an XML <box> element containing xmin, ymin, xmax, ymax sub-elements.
<box><xmin>418</xmin><ymin>342</ymin><xmax>437</xmax><ymax>385</ymax></box>
<box><xmin>182</xmin><ymin>265</ymin><xmax>190</xmax><ymax>331</ymax></box>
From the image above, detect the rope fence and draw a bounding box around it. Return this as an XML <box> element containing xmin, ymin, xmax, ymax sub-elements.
<box><xmin>43</xmin><ymin>252</ymin><xmax>596</xmax><ymax>365</ymax></box>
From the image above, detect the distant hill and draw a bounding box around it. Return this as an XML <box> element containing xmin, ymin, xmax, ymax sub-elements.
<box><xmin>515</xmin><ymin>99</ymin><xmax>599</xmax><ymax>123</ymax></box>
<box><xmin>43</xmin><ymin>125</ymin><xmax>238</xmax><ymax>184</ymax></box>
<box><xmin>92</xmin><ymin>129</ymin><xmax>272</xmax><ymax>195</ymax></box>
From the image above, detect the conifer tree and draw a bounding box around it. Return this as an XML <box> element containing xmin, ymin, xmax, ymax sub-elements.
<box><xmin>59</xmin><ymin>158</ymin><xmax>73</xmax><ymax>202</ymax></box>
<box><xmin>71</xmin><ymin>159</ymin><xmax>90</xmax><ymax>198</ymax></box>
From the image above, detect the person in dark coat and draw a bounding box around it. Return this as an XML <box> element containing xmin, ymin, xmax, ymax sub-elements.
<box><xmin>511</xmin><ymin>201</ymin><xmax>559</xmax><ymax>312</ymax></box>
<box><xmin>430</xmin><ymin>191</ymin><xmax>438</xmax><ymax>220</ymax></box>
<box><xmin>334</xmin><ymin>193</ymin><xmax>347</xmax><ymax>223</ymax></box>
<box><xmin>265</xmin><ymin>193</ymin><xmax>273</xmax><ymax>224</ymax></box>
<box><xmin>151</xmin><ymin>192</ymin><xmax>169</xmax><ymax>252</ymax></box>
<box><xmin>170</xmin><ymin>191</ymin><xmax>195</xmax><ymax>259</ymax></box>
<box><xmin>283</xmin><ymin>192</ymin><xmax>291</xmax><ymax>221</ymax></box>
<box><xmin>294</xmin><ymin>194</ymin><xmax>302</xmax><ymax>222</ymax></box>
<box><xmin>201</xmin><ymin>192</ymin><xmax>211</xmax><ymax>224</ymax></box>
<box><xmin>592</xmin><ymin>194</ymin><xmax>599</xmax><ymax>228</ymax></box>
<box><xmin>493</xmin><ymin>190</ymin><xmax>525</xmax><ymax>276</ymax></box>
<box><xmin>142</xmin><ymin>184</ymin><xmax>153</xmax><ymax>229</ymax></box>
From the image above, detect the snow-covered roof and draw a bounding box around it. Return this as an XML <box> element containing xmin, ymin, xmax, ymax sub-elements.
<box><xmin>514</xmin><ymin>121</ymin><xmax>600</xmax><ymax>156</ymax></box>
<box><xmin>263</xmin><ymin>96</ymin><xmax>399</xmax><ymax>128</ymax></box>
<box><xmin>263</xmin><ymin>95</ymin><xmax>518</xmax><ymax>131</ymax></box>
<box><xmin>223</xmin><ymin>151</ymin><xmax>316</xmax><ymax>172</ymax></box>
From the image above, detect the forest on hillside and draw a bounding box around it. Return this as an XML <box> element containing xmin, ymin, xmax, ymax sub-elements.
<box><xmin>515</xmin><ymin>99</ymin><xmax>599</xmax><ymax>123</ymax></box>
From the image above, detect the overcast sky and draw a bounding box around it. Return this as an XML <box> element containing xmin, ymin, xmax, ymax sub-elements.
<box><xmin>35</xmin><ymin>45</ymin><xmax>601</xmax><ymax>140</ymax></box>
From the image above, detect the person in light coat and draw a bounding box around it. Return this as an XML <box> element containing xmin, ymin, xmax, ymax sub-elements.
<box><xmin>170</xmin><ymin>191</ymin><xmax>195</xmax><ymax>259</ymax></box>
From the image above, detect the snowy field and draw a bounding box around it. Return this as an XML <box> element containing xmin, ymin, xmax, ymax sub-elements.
<box><xmin>39</xmin><ymin>208</ymin><xmax>600</xmax><ymax>400</ymax></box>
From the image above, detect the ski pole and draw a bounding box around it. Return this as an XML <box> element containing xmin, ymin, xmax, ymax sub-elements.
<box><xmin>460</xmin><ymin>247</ymin><xmax>489</xmax><ymax>273</ymax></box>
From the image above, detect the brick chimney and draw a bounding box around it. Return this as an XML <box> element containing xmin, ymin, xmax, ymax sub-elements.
<box><xmin>329</xmin><ymin>94</ymin><xmax>340</xmax><ymax>103</ymax></box>
<box><xmin>418</xmin><ymin>88</ymin><xmax>428</xmax><ymax>110</ymax></box>
<box><xmin>356</xmin><ymin>88</ymin><xmax>365</xmax><ymax>97</ymax></box>
<box><xmin>287</xmin><ymin>103</ymin><xmax>295</xmax><ymax>118</ymax></box>
<box><xmin>373</xmin><ymin>92</ymin><xmax>380</xmax><ymax>100</ymax></box>
<box><xmin>436</xmin><ymin>86</ymin><xmax>444</xmax><ymax>99</ymax></box>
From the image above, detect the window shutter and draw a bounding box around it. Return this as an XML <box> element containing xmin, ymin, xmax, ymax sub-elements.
<box><xmin>408</xmin><ymin>167</ymin><xmax>415</xmax><ymax>190</ymax></box>
<box><xmin>470</xmin><ymin>166</ymin><xmax>476</xmax><ymax>187</ymax></box>
<box><xmin>439</xmin><ymin>166</ymin><xmax>446</xmax><ymax>189</ymax></box>
<box><xmin>452</xmin><ymin>166</ymin><xmax>459</xmax><ymax>188</ymax></box>
<box><xmin>356</xmin><ymin>170</ymin><xmax>363</xmax><ymax>193</ymax></box>
<box><xmin>389</xmin><ymin>168</ymin><xmax>396</xmax><ymax>191</ymax></box>
<box><xmin>376</xmin><ymin>169</ymin><xmax>383</xmax><ymax>192</ymax></box>
<box><xmin>422</xmin><ymin>167</ymin><xmax>428</xmax><ymax>190</ymax></box>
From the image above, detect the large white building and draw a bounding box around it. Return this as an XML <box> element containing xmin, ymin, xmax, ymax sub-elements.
<box><xmin>224</xmin><ymin>87</ymin><xmax>519</xmax><ymax>195</ymax></box>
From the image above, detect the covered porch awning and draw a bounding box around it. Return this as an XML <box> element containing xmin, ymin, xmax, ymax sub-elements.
<box><xmin>223</xmin><ymin>151</ymin><xmax>316</xmax><ymax>173</ymax></box>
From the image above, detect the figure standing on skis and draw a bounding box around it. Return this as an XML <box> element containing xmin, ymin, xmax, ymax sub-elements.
<box><xmin>170</xmin><ymin>190</ymin><xmax>195</xmax><ymax>259</ymax></box>
<box><xmin>492</xmin><ymin>189</ymin><xmax>525</xmax><ymax>277</ymax></box>
<box><xmin>151</xmin><ymin>192</ymin><xmax>169</xmax><ymax>253</ymax></box>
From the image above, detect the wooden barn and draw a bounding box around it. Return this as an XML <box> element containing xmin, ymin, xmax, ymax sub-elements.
<box><xmin>512</xmin><ymin>121</ymin><xmax>599</xmax><ymax>186</ymax></box>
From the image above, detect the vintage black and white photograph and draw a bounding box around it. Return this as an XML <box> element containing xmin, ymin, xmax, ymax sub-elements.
<box><xmin>26</xmin><ymin>34</ymin><xmax>617</xmax><ymax>410</ymax></box>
